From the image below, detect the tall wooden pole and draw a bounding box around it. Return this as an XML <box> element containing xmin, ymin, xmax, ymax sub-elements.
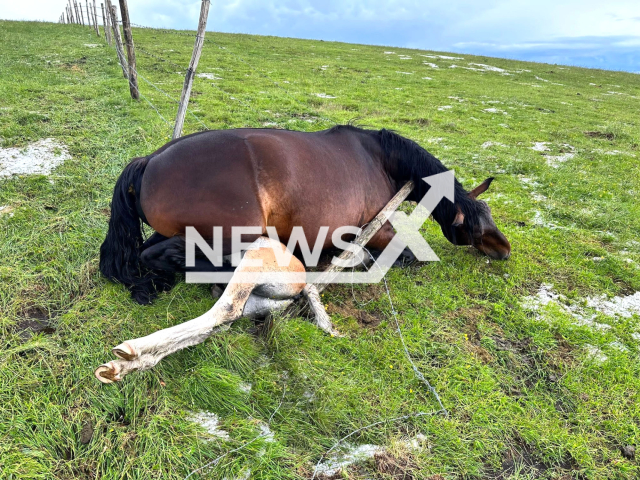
<box><xmin>102</xmin><ymin>3</ymin><xmax>111</xmax><ymax>44</ymax></box>
<box><xmin>118</xmin><ymin>0</ymin><xmax>139</xmax><ymax>100</ymax></box>
<box><xmin>93</xmin><ymin>0</ymin><xmax>100</xmax><ymax>36</ymax></box>
<box><xmin>109</xmin><ymin>4</ymin><xmax>129</xmax><ymax>79</ymax></box>
<box><xmin>68</xmin><ymin>1</ymin><xmax>75</xmax><ymax>23</ymax></box>
<box><xmin>173</xmin><ymin>0</ymin><xmax>211</xmax><ymax>139</ymax></box>
<box><xmin>78</xmin><ymin>2</ymin><xmax>85</xmax><ymax>25</ymax></box>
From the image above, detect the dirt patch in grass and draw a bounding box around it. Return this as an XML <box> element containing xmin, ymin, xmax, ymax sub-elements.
<box><xmin>374</xmin><ymin>451</ymin><xmax>418</xmax><ymax>479</ymax></box>
<box><xmin>327</xmin><ymin>302</ymin><xmax>382</xmax><ymax>328</ymax></box>
<box><xmin>15</xmin><ymin>307</ymin><xmax>55</xmax><ymax>340</ymax></box>
<box><xmin>585</xmin><ymin>131</ymin><xmax>614</xmax><ymax>140</ymax></box>
<box><xmin>486</xmin><ymin>439</ymin><xmax>579</xmax><ymax>479</ymax></box>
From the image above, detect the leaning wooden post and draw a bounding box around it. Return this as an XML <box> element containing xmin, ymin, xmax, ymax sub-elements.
<box><xmin>68</xmin><ymin>1</ymin><xmax>74</xmax><ymax>23</ymax></box>
<box><xmin>172</xmin><ymin>0</ymin><xmax>210</xmax><ymax>139</ymax></box>
<box><xmin>101</xmin><ymin>3</ymin><xmax>111</xmax><ymax>44</ymax></box>
<box><xmin>78</xmin><ymin>2</ymin><xmax>85</xmax><ymax>25</ymax></box>
<box><xmin>118</xmin><ymin>0</ymin><xmax>139</xmax><ymax>100</ymax></box>
<box><xmin>93</xmin><ymin>0</ymin><xmax>100</xmax><ymax>36</ymax></box>
<box><xmin>109</xmin><ymin>4</ymin><xmax>129</xmax><ymax>79</ymax></box>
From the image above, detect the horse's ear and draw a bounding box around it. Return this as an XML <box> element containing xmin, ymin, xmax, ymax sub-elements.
<box><xmin>452</xmin><ymin>208</ymin><xmax>465</xmax><ymax>227</ymax></box>
<box><xmin>469</xmin><ymin>177</ymin><xmax>494</xmax><ymax>199</ymax></box>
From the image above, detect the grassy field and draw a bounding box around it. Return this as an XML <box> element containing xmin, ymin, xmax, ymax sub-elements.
<box><xmin>1</xmin><ymin>19</ymin><xmax>640</xmax><ymax>480</ymax></box>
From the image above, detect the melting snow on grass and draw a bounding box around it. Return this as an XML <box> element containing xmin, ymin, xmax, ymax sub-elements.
<box><xmin>188</xmin><ymin>411</ymin><xmax>230</xmax><ymax>440</ymax></box>
<box><xmin>585</xmin><ymin>344</ymin><xmax>608</xmax><ymax>364</ymax></box>
<box><xmin>197</xmin><ymin>73</ymin><xmax>223</xmax><ymax>80</ymax></box>
<box><xmin>483</xmin><ymin>108</ymin><xmax>507</xmax><ymax>114</ymax></box>
<box><xmin>481</xmin><ymin>141</ymin><xmax>506</xmax><ymax>149</ymax></box>
<box><xmin>437</xmin><ymin>105</ymin><xmax>452</xmax><ymax>111</ymax></box>
<box><xmin>421</xmin><ymin>54</ymin><xmax>464</xmax><ymax>60</ymax></box>
<box><xmin>522</xmin><ymin>284</ymin><xmax>640</xmax><ymax>337</ymax></box>
<box><xmin>314</xmin><ymin>444</ymin><xmax>382</xmax><ymax>477</ymax></box>
<box><xmin>0</xmin><ymin>138</ymin><xmax>71</xmax><ymax>178</ymax></box>
<box><xmin>314</xmin><ymin>93</ymin><xmax>337</xmax><ymax>99</ymax></box>
<box><xmin>531</xmin><ymin>142</ymin><xmax>550</xmax><ymax>152</ymax></box>
<box><xmin>545</xmin><ymin>152</ymin><xmax>575</xmax><ymax>168</ymax></box>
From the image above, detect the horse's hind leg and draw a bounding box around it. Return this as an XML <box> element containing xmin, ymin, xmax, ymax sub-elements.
<box><xmin>95</xmin><ymin>238</ymin><xmax>305</xmax><ymax>383</ymax></box>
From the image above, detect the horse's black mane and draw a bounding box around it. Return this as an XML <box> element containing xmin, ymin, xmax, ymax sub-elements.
<box><xmin>328</xmin><ymin>125</ymin><xmax>481</xmax><ymax>238</ymax></box>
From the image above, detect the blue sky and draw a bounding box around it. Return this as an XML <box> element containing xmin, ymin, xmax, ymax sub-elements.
<box><xmin>5</xmin><ymin>0</ymin><xmax>640</xmax><ymax>72</ymax></box>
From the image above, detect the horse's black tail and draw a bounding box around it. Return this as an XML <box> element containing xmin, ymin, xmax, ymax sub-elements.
<box><xmin>99</xmin><ymin>156</ymin><xmax>174</xmax><ymax>304</ymax></box>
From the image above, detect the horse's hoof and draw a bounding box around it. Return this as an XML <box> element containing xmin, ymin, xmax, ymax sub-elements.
<box><xmin>112</xmin><ymin>342</ymin><xmax>137</xmax><ymax>361</ymax></box>
<box><xmin>95</xmin><ymin>362</ymin><xmax>122</xmax><ymax>384</ymax></box>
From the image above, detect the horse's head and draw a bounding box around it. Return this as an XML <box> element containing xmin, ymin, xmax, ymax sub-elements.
<box><xmin>443</xmin><ymin>178</ymin><xmax>511</xmax><ymax>260</ymax></box>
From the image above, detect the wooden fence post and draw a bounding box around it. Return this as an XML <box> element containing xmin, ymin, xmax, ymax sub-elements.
<box><xmin>118</xmin><ymin>0</ymin><xmax>139</xmax><ymax>100</ymax></box>
<box><xmin>172</xmin><ymin>0</ymin><xmax>211</xmax><ymax>139</ymax></box>
<box><xmin>109</xmin><ymin>4</ymin><xmax>129</xmax><ymax>79</ymax></box>
<box><xmin>93</xmin><ymin>0</ymin><xmax>100</xmax><ymax>36</ymax></box>
<box><xmin>101</xmin><ymin>3</ymin><xmax>111</xmax><ymax>44</ymax></box>
<box><xmin>78</xmin><ymin>2</ymin><xmax>85</xmax><ymax>25</ymax></box>
<box><xmin>68</xmin><ymin>1</ymin><xmax>75</xmax><ymax>23</ymax></box>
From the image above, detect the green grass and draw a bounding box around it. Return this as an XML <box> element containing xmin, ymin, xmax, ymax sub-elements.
<box><xmin>1</xmin><ymin>19</ymin><xmax>640</xmax><ymax>479</ymax></box>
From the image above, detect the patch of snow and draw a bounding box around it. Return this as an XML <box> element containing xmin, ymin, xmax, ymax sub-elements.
<box><xmin>398</xmin><ymin>55</ymin><xmax>412</xmax><ymax>60</ymax></box>
<box><xmin>631</xmin><ymin>332</ymin><xmax>640</xmax><ymax>342</ymax></box>
<box><xmin>584</xmin><ymin>344</ymin><xmax>609</xmax><ymax>364</ymax></box>
<box><xmin>531</xmin><ymin>142</ymin><xmax>550</xmax><ymax>152</ymax></box>
<box><xmin>383</xmin><ymin>51</ymin><xmax>396</xmax><ymax>55</ymax></box>
<box><xmin>522</xmin><ymin>285</ymin><xmax>640</xmax><ymax>334</ymax></box>
<box><xmin>468</xmin><ymin>63</ymin><xmax>511</xmax><ymax>74</ymax></box>
<box><xmin>481</xmin><ymin>141</ymin><xmax>506</xmax><ymax>149</ymax></box>
<box><xmin>423</xmin><ymin>62</ymin><xmax>439</xmax><ymax>68</ymax></box>
<box><xmin>314</xmin><ymin>444</ymin><xmax>382</xmax><ymax>477</ymax></box>
<box><xmin>320</xmin><ymin>65</ymin><xmax>329</xmax><ymax>71</ymax></box>
<box><xmin>258</xmin><ymin>423</ymin><xmax>275</xmax><ymax>442</ymax></box>
<box><xmin>585</xmin><ymin>292</ymin><xmax>640</xmax><ymax>318</ymax></box>
<box><xmin>585</xmin><ymin>344</ymin><xmax>608</xmax><ymax>364</ymax></box>
<box><xmin>421</xmin><ymin>54</ymin><xmax>464</xmax><ymax>60</ymax></box>
<box><xmin>609</xmin><ymin>341</ymin><xmax>628</xmax><ymax>352</ymax></box>
<box><xmin>188</xmin><ymin>411</ymin><xmax>230</xmax><ymax>440</ymax></box>
<box><xmin>84</xmin><ymin>43</ymin><xmax>101</xmax><ymax>48</ymax></box>
<box><xmin>396</xmin><ymin>71</ymin><xmax>413</xmax><ymax>75</ymax></box>
<box><xmin>0</xmin><ymin>205</ymin><xmax>14</xmax><ymax>217</ymax></box>
<box><xmin>239</xmin><ymin>382</ymin><xmax>252</xmax><ymax>393</ymax></box>
<box><xmin>223</xmin><ymin>469</ymin><xmax>251</xmax><ymax>480</ymax></box>
<box><xmin>197</xmin><ymin>73</ymin><xmax>222</xmax><ymax>80</ymax></box>
<box><xmin>422</xmin><ymin>76</ymin><xmax>432</xmax><ymax>80</ymax></box>
<box><xmin>0</xmin><ymin>138</ymin><xmax>71</xmax><ymax>178</ymax></box>
<box><xmin>535</xmin><ymin>76</ymin><xmax>549</xmax><ymax>82</ymax></box>
<box><xmin>448</xmin><ymin>96</ymin><xmax>465</xmax><ymax>102</ymax></box>
<box><xmin>483</xmin><ymin>108</ymin><xmax>507</xmax><ymax>114</ymax></box>
<box><xmin>437</xmin><ymin>105</ymin><xmax>452</xmax><ymax>111</ymax></box>
<box><xmin>427</xmin><ymin>137</ymin><xmax>444</xmax><ymax>144</ymax></box>
<box><xmin>314</xmin><ymin>93</ymin><xmax>337</xmax><ymax>99</ymax></box>
<box><xmin>545</xmin><ymin>152</ymin><xmax>575</xmax><ymax>168</ymax></box>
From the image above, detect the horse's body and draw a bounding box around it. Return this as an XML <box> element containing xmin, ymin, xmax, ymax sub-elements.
<box><xmin>100</xmin><ymin>126</ymin><xmax>510</xmax><ymax>304</ymax></box>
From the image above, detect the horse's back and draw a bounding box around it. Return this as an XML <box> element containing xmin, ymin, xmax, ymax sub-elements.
<box><xmin>140</xmin><ymin>128</ymin><xmax>395</xmax><ymax>245</ymax></box>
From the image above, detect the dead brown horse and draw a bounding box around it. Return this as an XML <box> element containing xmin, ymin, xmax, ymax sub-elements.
<box><xmin>100</xmin><ymin>125</ymin><xmax>511</xmax><ymax>304</ymax></box>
